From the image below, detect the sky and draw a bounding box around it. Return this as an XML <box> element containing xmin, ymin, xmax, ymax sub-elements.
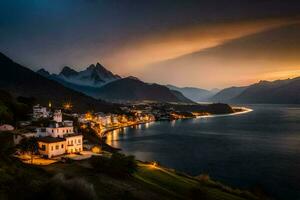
<box><xmin>0</xmin><ymin>0</ymin><xmax>300</xmax><ymax>89</ymax></box>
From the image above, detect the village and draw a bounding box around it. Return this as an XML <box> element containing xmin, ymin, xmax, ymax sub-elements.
<box><xmin>0</xmin><ymin>102</ymin><xmax>158</xmax><ymax>165</ymax></box>
<box><xmin>0</xmin><ymin>100</ymin><xmax>226</xmax><ymax>166</ymax></box>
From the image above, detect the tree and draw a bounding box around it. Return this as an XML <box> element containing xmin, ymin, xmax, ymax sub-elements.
<box><xmin>19</xmin><ymin>137</ymin><xmax>38</xmax><ymax>164</ymax></box>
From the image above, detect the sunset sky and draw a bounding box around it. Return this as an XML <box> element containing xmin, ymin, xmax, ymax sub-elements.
<box><xmin>1</xmin><ymin>0</ymin><xmax>300</xmax><ymax>89</ymax></box>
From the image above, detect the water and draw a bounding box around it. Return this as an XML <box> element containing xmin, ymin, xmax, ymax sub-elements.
<box><xmin>106</xmin><ymin>104</ymin><xmax>300</xmax><ymax>200</ymax></box>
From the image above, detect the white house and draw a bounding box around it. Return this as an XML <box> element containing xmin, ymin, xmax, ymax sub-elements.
<box><xmin>36</xmin><ymin>112</ymin><xmax>83</xmax><ymax>158</ymax></box>
<box><xmin>33</xmin><ymin>104</ymin><xmax>50</xmax><ymax>120</ymax></box>
<box><xmin>53</xmin><ymin>110</ymin><xmax>62</xmax><ymax>123</ymax></box>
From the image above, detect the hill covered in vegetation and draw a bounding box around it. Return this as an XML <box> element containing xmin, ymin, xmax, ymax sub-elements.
<box><xmin>0</xmin><ymin>132</ymin><xmax>267</xmax><ymax>200</ymax></box>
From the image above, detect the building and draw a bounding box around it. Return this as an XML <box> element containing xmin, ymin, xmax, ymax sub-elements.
<box><xmin>0</xmin><ymin>124</ymin><xmax>14</xmax><ymax>132</ymax></box>
<box><xmin>38</xmin><ymin>137</ymin><xmax>66</xmax><ymax>158</ymax></box>
<box><xmin>53</xmin><ymin>110</ymin><xmax>62</xmax><ymax>122</ymax></box>
<box><xmin>36</xmin><ymin>113</ymin><xmax>83</xmax><ymax>158</ymax></box>
<box><xmin>65</xmin><ymin>133</ymin><xmax>83</xmax><ymax>153</ymax></box>
<box><xmin>33</xmin><ymin>104</ymin><xmax>50</xmax><ymax>120</ymax></box>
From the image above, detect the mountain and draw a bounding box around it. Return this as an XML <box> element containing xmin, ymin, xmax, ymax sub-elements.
<box><xmin>231</xmin><ymin>77</ymin><xmax>300</xmax><ymax>104</ymax></box>
<box><xmin>0</xmin><ymin>52</ymin><xmax>119</xmax><ymax>113</ymax></box>
<box><xmin>39</xmin><ymin>67</ymin><xmax>192</xmax><ymax>103</ymax></box>
<box><xmin>209</xmin><ymin>77</ymin><xmax>300</xmax><ymax>104</ymax></box>
<box><xmin>166</xmin><ymin>85</ymin><xmax>215</xmax><ymax>102</ymax></box>
<box><xmin>53</xmin><ymin>63</ymin><xmax>121</xmax><ymax>88</ymax></box>
<box><xmin>95</xmin><ymin>77</ymin><xmax>193</xmax><ymax>103</ymax></box>
<box><xmin>209</xmin><ymin>86</ymin><xmax>248</xmax><ymax>103</ymax></box>
<box><xmin>59</xmin><ymin>66</ymin><xmax>78</xmax><ymax>77</ymax></box>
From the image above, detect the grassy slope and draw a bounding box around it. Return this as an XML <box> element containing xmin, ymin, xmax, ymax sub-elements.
<box><xmin>42</xmin><ymin>160</ymin><xmax>260</xmax><ymax>200</ymax></box>
<box><xmin>0</xmin><ymin>132</ymin><xmax>262</xmax><ymax>200</ymax></box>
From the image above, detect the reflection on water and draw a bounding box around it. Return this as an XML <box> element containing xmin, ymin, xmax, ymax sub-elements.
<box><xmin>105</xmin><ymin>105</ymin><xmax>300</xmax><ymax>200</ymax></box>
<box><xmin>106</xmin><ymin>122</ymin><xmax>154</xmax><ymax>147</ymax></box>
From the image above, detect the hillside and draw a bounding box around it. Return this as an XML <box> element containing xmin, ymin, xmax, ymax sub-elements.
<box><xmin>91</xmin><ymin>77</ymin><xmax>193</xmax><ymax>103</ymax></box>
<box><xmin>0</xmin><ymin>132</ymin><xmax>263</xmax><ymax>200</ymax></box>
<box><xmin>232</xmin><ymin>77</ymin><xmax>300</xmax><ymax>104</ymax></box>
<box><xmin>209</xmin><ymin>86</ymin><xmax>248</xmax><ymax>103</ymax></box>
<box><xmin>0</xmin><ymin>52</ymin><xmax>119</xmax><ymax>113</ymax></box>
<box><xmin>166</xmin><ymin>85</ymin><xmax>215</xmax><ymax>102</ymax></box>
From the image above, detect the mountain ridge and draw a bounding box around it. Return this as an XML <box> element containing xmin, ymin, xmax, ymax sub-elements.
<box><xmin>166</xmin><ymin>84</ymin><xmax>216</xmax><ymax>102</ymax></box>
<box><xmin>0</xmin><ymin>52</ymin><xmax>119</xmax><ymax>113</ymax></box>
<box><xmin>209</xmin><ymin>77</ymin><xmax>300</xmax><ymax>104</ymax></box>
<box><xmin>38</xmin><ymin>66</ymin><xmax>192</xmax><ymax>103</ymax></box>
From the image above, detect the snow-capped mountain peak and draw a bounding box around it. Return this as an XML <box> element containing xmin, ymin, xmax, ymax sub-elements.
<box><xmin>56</xmin><ymin>63</ymin><xmax>121</xmax><ymax>87</ymax></box>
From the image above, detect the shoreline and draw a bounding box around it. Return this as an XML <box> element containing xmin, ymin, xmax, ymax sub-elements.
<box><xmin>104</xmin><ymin>107</ymin><xmax>253</xmax><ymax>140</ymax></box>
<box><xmin>196</xmin><ymin>107</ymin><xmax>253</xmax><ymax>119</ymax></box>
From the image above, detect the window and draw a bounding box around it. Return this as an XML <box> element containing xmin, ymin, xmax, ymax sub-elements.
<box><xmin>78</xmin><ymin>139</ymin><xmax>81</xmax><ymax>144</ymax></box>
<box><xmin>40</xmin><ymin>144</ymin><xmax>46</xmax><ymax>151</ymax></box>
<box><xmin>56</xmin><ymin>145</ymin><xmax>59</xmax><ymax>150</ymax></box>
<box><xmin>51</xmin><ymin>146</ymin><xmax>53</xmax><ymax>151</ymax></box>
<box><xmin>52</xmin><ymin>130</ymin><xmax>54</xmax><ymax>133</ymax></box>
<box><xmin>61</xmin><ymin>144</ymin><xmax>64</xmax><ymax>148</ymax></box>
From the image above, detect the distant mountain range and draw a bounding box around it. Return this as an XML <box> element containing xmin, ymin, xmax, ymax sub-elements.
<box><xmin>209</xmin><ymin>77</ymin><xmax>300</xmax><ymax>104</ymax></box>
<box><xmin>166</xmin><ymin>85</ymin><xmax>218</xmax><ymax>102</ymax></box>
<box><xmin>0</xmin><ymin>52</ymin><xmax>119</xmax><ymax>112</ymax></box>
<box><xmin>38</xmin><ymin>65</ymin><xmax>192</xmax><ymax>103</ymax></box>
<box><xmin>209</xmin><ymin>86</ymin><xmax>248</xmax><ymax>103</ymax></box>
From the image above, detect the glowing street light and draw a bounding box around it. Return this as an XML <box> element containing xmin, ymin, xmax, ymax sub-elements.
<box><xmin>63</xmin><ymin>102</ymin><xmax>72</xmax><ymax>110</ymax></box>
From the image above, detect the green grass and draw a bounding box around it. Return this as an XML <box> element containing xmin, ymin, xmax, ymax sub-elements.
<box><xmin>41</xmin><ymin>161</ymin><xmax>262</xmax><ymax>200</ymax></box>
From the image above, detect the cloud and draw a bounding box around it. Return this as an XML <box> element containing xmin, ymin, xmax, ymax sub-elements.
<box><xmin>135</xmin><ymin>23</ymin><xmax>300</xmax><ymax>89</ymax></box>
<box><xmin>105</xmin><ymin>17</ymin><xmax>300</xmax><ymax>71</ymax></box>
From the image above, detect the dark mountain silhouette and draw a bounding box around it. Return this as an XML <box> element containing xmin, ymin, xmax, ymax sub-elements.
<box><xmin>210</xmin><ymin>77</ymin><xmax>300</xmax><ymax>104</ymax></box>
<box><xmin>95</xmin><ymin>77</ymin><xmax>193</xmax><ymax>103</ymax></box>
<box><xmin>232</xmin><ymin>77</ymin><xmax>300</xmax><ymax>104</ymax></box>
<box><xmin>209</xmin><ymin>86</ymin><xmax>248</xmax><ymax>103</ymax></box>
<box><xmin>0</xmin><ymin>52</ymin><xmax>119</xmax><ymax>113</ymax></box>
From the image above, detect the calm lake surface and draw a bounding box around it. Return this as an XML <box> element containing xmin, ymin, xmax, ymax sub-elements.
<box><xmin>106</xmin><ymin>104</ymin><xmax>300</xmax><ymax>200</ymax></box>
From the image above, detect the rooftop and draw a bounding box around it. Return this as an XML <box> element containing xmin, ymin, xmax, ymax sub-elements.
<box><xmin>37</xmin><ymin>136</ymin><xmax>65</xmax><ymax>143</ymax></box>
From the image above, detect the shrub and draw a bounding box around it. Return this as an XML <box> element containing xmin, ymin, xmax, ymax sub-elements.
<box><xmin>36</xmin><ymin>174</ymin><xmax>97</xmax><ymax>200</ymax></box>
<box><xmin>90</xmin><ymin>153</ymin><xmax>137</xmax><ymax>178</ymax></box>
